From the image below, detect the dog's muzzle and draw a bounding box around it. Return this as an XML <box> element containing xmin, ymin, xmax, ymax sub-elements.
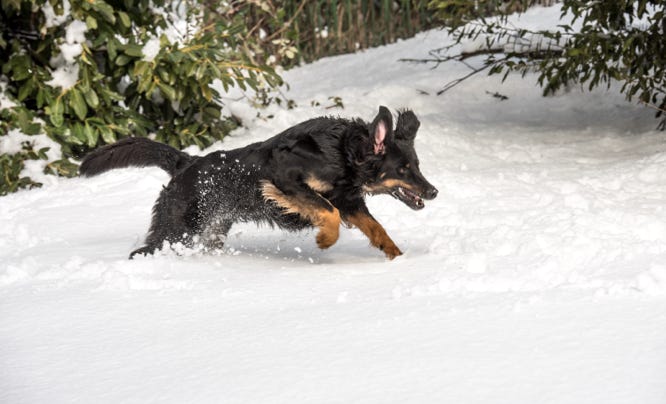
<box><xmin>390</xmin><ymin>185</ymin><xmax>437</xmax><ymax>210</ymax></box>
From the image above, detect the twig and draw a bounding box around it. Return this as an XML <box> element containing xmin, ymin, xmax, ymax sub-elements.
<box><xmin>459</xmin><ymin>48</ymin><xmax>505</xmax><ymax>61</ymax></box>
<box><xmin>436</xmin><ymin>59</ymin><xmax>504</xmax><ymax>96</ymax></box>
<box><xmin>640</xmin><ymin>100</ymin><xmax>666</xmax><ymax>114</ymax></box>
<box><xmin>486</xmin><ymin>90</ymin><xmax>508</xmax><ymax>100</ymax></box>
<box><xmin>247</xmin><ymin>17</ymin><xmax>267</xmax><ymax>39</ymax></box>
<box><xmin>266</xmin><ymin>0</ymin><xmax>308</xmax><ymax>41</ymax></box>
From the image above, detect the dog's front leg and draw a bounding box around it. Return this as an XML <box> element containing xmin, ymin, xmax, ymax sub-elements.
<box><xmin>343</xmin><ymin>208</ymin><xmax>402</xmax><ymax>260</ymax></box>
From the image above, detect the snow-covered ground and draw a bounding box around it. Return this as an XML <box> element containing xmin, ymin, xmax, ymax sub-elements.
<box><xmin>2</xmin><ymin>6</ymin><xmax>666</xmax><ymax>403</ymax></box>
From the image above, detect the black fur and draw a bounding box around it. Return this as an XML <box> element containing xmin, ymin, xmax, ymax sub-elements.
<box><xmin>80</xmin><ymin>106</ymin><xmax>438</xmax><ymax>259</ymax></box>
<box><xmin>79</xmin><ymin>137</ymin><xmax>191</xmax><ymax>176</ymax></box>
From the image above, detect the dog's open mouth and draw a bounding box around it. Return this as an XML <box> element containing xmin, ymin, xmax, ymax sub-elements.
<box><xmin>391</xmin><ymin>187</ymin><xmax>425</xmax><ymax>210</ymax></box>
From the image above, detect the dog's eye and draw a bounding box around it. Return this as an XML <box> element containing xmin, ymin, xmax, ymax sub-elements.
<box><xmin>398</xmin><ymin>167</ymin><xmax>407</xmax><ymax>175</ymax></box>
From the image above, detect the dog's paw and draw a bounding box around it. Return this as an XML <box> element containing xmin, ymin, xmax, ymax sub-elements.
<box><xmin>316</xmin><ymin>228</ymin><xmax>339</xmax><ymax>249</ymax></box>
<box><xmin>383</xmin><ymin>244</ymin><xmax>403</xmax><ymax>260</ymax></box>
<box><xmin>129</xmin><ymin>245</ymin><xmax>156</xmax><ymax>259</ymax></box>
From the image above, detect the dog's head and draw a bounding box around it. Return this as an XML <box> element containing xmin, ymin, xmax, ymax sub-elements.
<box><xmin>362</xmin><ymin>106</ymin><xmax>438</xmax><ymax>210</ymax></box>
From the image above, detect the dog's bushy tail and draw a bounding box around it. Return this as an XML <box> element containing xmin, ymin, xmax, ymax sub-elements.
<box><xmin>79</xmin><ymin>137</ymin><xmax>192</xmax><ymax>177</ymax></box>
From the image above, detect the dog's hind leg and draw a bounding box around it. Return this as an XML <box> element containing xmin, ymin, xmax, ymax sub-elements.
<box><xmin>129</xmin><ymin>186</ymin><xmax>202</xmax><ymax>258</ymax></box>
<box><xmin>129</xmin><ymin>216</ymin><xmax>196</xmax><ymax>258</ymax></box>
<box><xmin>202</xmin><ymin>219</ymin><xmax>234</xmax><ymax>251</ymax></box>
<box><xmin>261</xmin><ymin>181</ymin><xmax>341</xmax><ymax>249</ymax></box>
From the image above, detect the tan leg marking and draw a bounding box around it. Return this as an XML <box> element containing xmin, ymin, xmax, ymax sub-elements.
<box><xmin>345</xmin><ymin>213</ymin><xmax>402</xmax><ymax>259</ymax></box>
<box><xmin>314</xmin><ymin>208</ymin><xmax>341</xmax><ymax>249</ymax></box>
<box><xmin>261</xmin><ymin>181</ymin><xmax>340</xmax><ymax>249</ymax></box>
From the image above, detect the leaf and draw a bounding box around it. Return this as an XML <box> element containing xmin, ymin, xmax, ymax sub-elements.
<box><xmin>50</xmin><ymin>98</ymin><xmax>64</xmax><ymax>127</ymax></box>
<box><xmin>70</xmin><ymin>123</ymin><xmax>86</xmax><ymax>145</ymax></box>
<box><xmin>124</xmin><ymin>44</ymin><xmax>144</xmax><ymax>57</ymax></box>
<box><xmin>69</xmin><ymin>89</ymin><xmax>88</xmax><ymax>120</ymax></box>
<box><xmin>38</xmin><ymin>147</ymin><xmax>49</xmax><ymax>160</ymax></box>
<box><xmin>204</xmin><ymin>106</ymin><xmax>221</xmax><ymax>119</ymax></box>
<box><xmin>99</xmin><ymin>125</ymin><xmax>116</xmax><ymax>144</ymax></box>
<box><xmin>195</xmin><ymin>64</ymin><xmax>206</xmax><ymax>81</ymax></box>
<box><xmin>47</xmin><ymin>159</ymin><xmax>79</xmax><ymax>178</ymax></box>
<box><xmin>84</xmin><ymin>121</ymin><xmax>99</xmax><ymax>147</ymax></box>
<box><xmin>115</xmin><ymin>54</ymin><xmax>132</xmax><ymax>66</ymax></box>
<box><xmin>107</xmin><ymin>38</ymin><xmax>118</xmax><ymax>60</ymax></box>
<box><xmin>86</xmin><ymin>16</ymin><xmax>98</xmax><ymax>30</ymax></box>
<box><xmin>157</xmin><ymin>82</ymin><xmax>176</xmax><ymax>101</ymax></box>
<box><xmin>567</xmin><ymin>48</ymin><xmax>581</xmax><ymax>57</ymax></box>
<box><xmin>118</xmin><ymin>11</ymin><xmax>131</xmax><ymax>29</ymax></box>
<box><xmin>86</xmin><ymin>117</ymin><xmax>105</xmax><ymax>126</ymax></box>
<box><xmin>17</xmin><ymin>78</ymin><xmax>35</xmax><ymax>101</ymax></box>
<box><xmin>137</xmin><ymin>74</ymin><xmax>153</xmax><ymax>94</ymax></box>
<box><xmin>208</xmin><ymin>62</ymin><xmax>222</xmax><ymax>79</ymax></box>
<box><xmin>2</xmin><ymin>0</ymin><xmax>21</xmax><ymax>11</ymax></box>
<box><xmin>23</xmin><ymin>120</ymin><xmax>42</xmax><ymax>135</ymax></box>
<box><xmin>200</xmin><ymin>83</ymin><xmax>213</xmax><ymax>102</ymax></box>
<box><xmin>11</xmin><ymin>55</ymin><xmax>31</xmax><ymax>81</ymax></box>
<box><xmin>84</xmin><ymin>88</ymin><xmax>99</xmax><ymax>109</ymax></box>
<box><xmin>132</xmin><ymin>61</ymin><xmax>150</xmax><ymax>78</ymax></box>
<box><xmin>92</xmin><ymin>1</ymin><xmax>116</xmax><ymax>24</ymax></box>
<box><xmin>157</xmin><ymin>68</ymin><xmax>172</xmax><ymax>84</ymax></box>
<box><xmin>168</xmin><ymin>136</ymin><xmax>181</xmax><ymax>149</ymax></box>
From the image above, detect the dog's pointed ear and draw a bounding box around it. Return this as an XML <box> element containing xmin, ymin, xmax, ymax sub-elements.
<box><xmin>370</xmin><ymin>106</ymin><xmax>394</xmax><ymax>155</ymax></box>
<box><xmin>395</xmin><ymin>110</ymin><xmax>420</xmax><ymax>143</ymax></box>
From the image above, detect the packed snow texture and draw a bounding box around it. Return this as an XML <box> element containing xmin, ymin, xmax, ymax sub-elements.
<box><xmin>2</xmin><ymin>6</ymin><xmax>666</xmax><ymax>404</ymax></box>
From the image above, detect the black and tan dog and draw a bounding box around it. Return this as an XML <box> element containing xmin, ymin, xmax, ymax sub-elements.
<box><xmin>80</xmin><ymin>106</ymin><xmax>438</xmax><ymax>259</ymax></box>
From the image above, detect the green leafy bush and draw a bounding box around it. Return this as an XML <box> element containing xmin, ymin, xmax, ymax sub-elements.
<box><xmin>425</xmin><ymin>0</ymin><xmax>666</xmax><ymax>125</ymax></box>
<box><xmin>1</xmin><ymin>0</ymin><xmax>283</xmax><ymax>195</ymax></box>
<box><xmin>0</xmin><ymin>142</ymin><xmax>48</xmax><ymax>194</ymax></box>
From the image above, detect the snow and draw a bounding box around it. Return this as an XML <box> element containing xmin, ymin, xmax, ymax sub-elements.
<box><xmin>44</xmin><ymin>19</ymin><xmax>88</xmax><ymax>89</ymax></box>
<box><xmin>53</xmin><ymin>20</ymin><xmax>88</xmax><ymax>64</ymax></box>
<box><xmin>41</xmin><ymin>0</ymin><xmax>71</xmax><ymax>28</ymax></box>
<box><xmin>142</xmin><ymin>37</ymin><xmax>162</xmax><ymax>62</ymax></box>
<box><xmin>65</xmin><ymin>19</ymin><xmax>87</xmax><ymax>45</ymax></box>
<box><xmin>2</xmin><ymin>5</ymin><xmax>666</xmax><ymax>403</ymax></box>
<box><xmin>44</xmin><ymin>62</ymin><xmax>79</xmax><ymax>90</ymax></box>
<box><xmin>0</xmin><ymin>81</ymin><xmax>16</xmax><ymax>110</ymax></box>
<box><xmin>0</xmin><ymin>128</ymin><xmax>63</xmax><ymax>186</ymax></box>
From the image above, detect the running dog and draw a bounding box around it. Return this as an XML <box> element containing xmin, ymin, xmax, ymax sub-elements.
<box><xmin>80</xmin><ymin>106</ymin><xmax>438</xmax><ymax>259</ymax></box>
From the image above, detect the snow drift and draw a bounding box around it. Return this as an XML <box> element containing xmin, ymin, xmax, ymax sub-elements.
<box><xmin>1</xmin><ymin>6</ymin><xmax>666</xmax><ymax>404</ymax></box>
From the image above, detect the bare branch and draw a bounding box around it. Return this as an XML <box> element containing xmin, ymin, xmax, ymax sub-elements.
<box><xmin>436</xmin><ymin>59</ymin><xmax>506</xmax><ymax>96</ymax></box>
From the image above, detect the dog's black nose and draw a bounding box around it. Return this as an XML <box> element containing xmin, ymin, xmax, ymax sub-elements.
<box><xmin>426</xmin><ymin>187</ymin><xmax>438</xmax><ymax>199</ymax></box>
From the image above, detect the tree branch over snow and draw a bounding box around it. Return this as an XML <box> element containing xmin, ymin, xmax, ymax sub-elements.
<box><xmin>404</xmin><ymin>0</ymin><xmax>666</xmax><ymax>128</ymax></box>
<box><xmin>400</xmin><ymin>26</ymin><xmax>564</xmax><ymax>95</ymax></box>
